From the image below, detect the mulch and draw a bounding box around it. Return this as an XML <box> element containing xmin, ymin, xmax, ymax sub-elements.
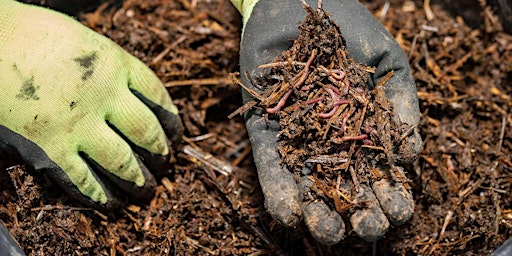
<box><xmin>0</xmin><ymin>0</ymin><xmax>510</xmax><ymax>255</ymax></box>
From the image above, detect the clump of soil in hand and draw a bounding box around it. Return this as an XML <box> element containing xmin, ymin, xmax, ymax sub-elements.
<box><xmin>237</xmin><ymin>2</ymin><xmax>413</xmax><ymax>214</ymax></box>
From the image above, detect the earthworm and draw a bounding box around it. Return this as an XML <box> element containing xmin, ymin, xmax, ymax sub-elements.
<box><xmin>295</xmin><ymin>49</ymin><xmax>317</xmax><ymax>88</ymax></box>
<box><xmin>336</xmin><ymin>134</ymin><xmax>368</xmax><ymax>143</ymax></box>
<box><xmin>266</xmin><ymin>88</ymin><xmax>293</xmax><ymax>114</ymax></box>
<box><xmin>330</xmin><ymin>69</ymin><xmax>346</xmax><ymax>80</ymax></box>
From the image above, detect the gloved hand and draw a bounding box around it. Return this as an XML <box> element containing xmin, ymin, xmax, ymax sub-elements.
<box><xmin>231</xmin><ymin>0</ymin><xmax>423</xmax><ymax>244</ymax></box>
<box><xmin>0</xmin><ymin>0</ymin><xmax>183</xmax><ymax>209</ymax></box>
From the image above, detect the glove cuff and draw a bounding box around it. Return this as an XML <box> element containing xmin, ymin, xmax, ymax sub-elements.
<box><xmin>0</xmin><ymin>0</ymin><xmax>24</xmax><ymax>50</ymax></box>
<box><xmin>230</xmin><ymin>0</ymin><xmax>259</xmax><ymax>32</ymax></box>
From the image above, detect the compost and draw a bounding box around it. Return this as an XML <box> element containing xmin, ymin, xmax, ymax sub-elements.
<box><xmin>0</xmin><ymin>0</ymin><xmax>510</xmax><ymax>255</ymax></box>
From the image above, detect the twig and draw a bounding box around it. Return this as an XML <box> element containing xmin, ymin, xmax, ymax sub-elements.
<box><xmin>258</xmin><ymin>61</ymin><xmax>306</xmax><ymax>69</ymax></box>
<box><xmin>228</xmin><ymin>100</ymin><xmax>257</xmax><ymax>119</ymax></box>
<box><xmin>498</xmin><ymin>115</ymin><xmax>506</xmax><ymax>152</ymax></box>
<box><xmin>348</xmin><ymin>165</ymin><xmax>360</xmax><ymax>193</ymax></box>
<box><xmin>165</xmin><ymin>77</ymin><xmax>233</xmax><ymax>87</ymax></box>
<box><xmin>439</xmin><ymin>210</ymin><xmax>454</xmax><ymax>239</ymax></box>
<box><xmin>185</xmin><ymin>236</ymin><xmax>217</xmax><ymax>255</ymax></box>
<box><xmin>151</xmin><ymin>35</ymin><xmax>186</xmax><ymax>65</ymax></box>
<box><xmin>424</xmin><ymin>0</ymin><xmax>435</xmax><ymax>21</ymax></box>
<box><xmin>30</xmin><ymin>205</ymin><xmax>107</xmax><ymax>220</ymax></box>
<box><xmin>361</xmin><ymin>145</ymin><xmax>386</xmax><ymax>151</ymax></box>
<box><xmin>231</xmin><ymin>144</ymin><xmax>252</xmax><ymax>167</ymax></box>
<box><xmin>343</xmin><ymin>101</ymin><xmax>368</xmax><ymax>193</ymax></box>
<box><xmin>398</xmin><ymin>125</ymin><xmax>415</xmax><ymax>143</ymax></box>
<box><xmin>183</xmin><ymin>144</ymin><xmax>233</xmax><ymax>176</ymax></box>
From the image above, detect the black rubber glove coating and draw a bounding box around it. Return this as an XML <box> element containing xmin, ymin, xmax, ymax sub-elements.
<box><xmin>493</xmin><ymin>238</ymin><xmax>512</xmax><ymax>256</ymax></box>
<box><xmin>0</xmin><ymin>125</ymin><xmax>156</xmax><ymax>210</ymax></box>
<box><xmin>239</xmin><ymin>0</ymin><xmax>422</xmax><ymax>243</ymax></box>
<box><xmin>0</xmin><ymin>222</ymin><xmax>25</xmax><ymax>256</ymax></box>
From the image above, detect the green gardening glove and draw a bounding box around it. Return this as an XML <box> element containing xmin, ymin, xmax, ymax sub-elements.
<box><xmin>0</xmin><ymin>0</ymin><xmax>183</xmax><ymax>209</ymax></box>
<box><xmin>231</xmin><ymin>0</ymin><xmax>423</xmax><ymax>245</ymax></box>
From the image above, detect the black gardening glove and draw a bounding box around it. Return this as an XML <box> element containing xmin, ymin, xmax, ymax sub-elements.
<box><xmin>231</xmin><ymin>0</ymin><xmax>422</xmax><ymax>244</ymax></box>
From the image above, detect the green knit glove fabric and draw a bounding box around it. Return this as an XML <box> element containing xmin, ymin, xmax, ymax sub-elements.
<box><xmin>0</xmin><ymin>0</ymin><xmax>183</xmax><ymax>208</ymax></box>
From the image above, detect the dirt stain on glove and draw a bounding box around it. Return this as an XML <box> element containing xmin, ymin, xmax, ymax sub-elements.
<box><xmin>73</xmin><ymin>51</ymin><xmax>97</xmax><ymax>81</ymax></box>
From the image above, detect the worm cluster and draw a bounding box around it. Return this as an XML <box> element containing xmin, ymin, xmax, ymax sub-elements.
<box><xmin>239</xmin><ymin>2</ymin><xmax>412</xmax><ymax>210</ymax></box>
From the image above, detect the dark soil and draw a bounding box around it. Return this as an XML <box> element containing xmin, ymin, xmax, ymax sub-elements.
<box><xmin>1</xmin><ymin>0</ymin><xmax>510</xmax><ymax>255</ymax></box>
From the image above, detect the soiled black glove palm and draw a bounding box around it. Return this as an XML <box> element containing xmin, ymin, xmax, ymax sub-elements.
<box><xmin>237</xmin><ymin>0</ymin><xmax>422</xmax><ymax>244</ymax></box>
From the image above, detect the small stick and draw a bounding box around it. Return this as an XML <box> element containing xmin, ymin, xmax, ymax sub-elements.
<box><xmin>342</xmin><ymin>79</ymin><xmax>350</xmax><ymax>94</ymax></box>
<box><xmin>165</xmin><ymin>77</ymin><xmax>232</xmax><ymax>87</ymax></box>
<box><xmin>228</xmin><ymin>100</ymin><xmax>257</xmax><ymax>119</ymax></box>
<box><xmin>498</xmin><ymin>115</ymin><xmax>506</xmax><ymax>152</ymax></box>
<box><xmin>349</xmin><ymin>165</ymin><xmax>360</xmax><ymax>193</ymax></box>
<box><xmin>398</xmin><ymin>125</ymin><xmax>415</xmax><ymax>143</ymax></box>
<box><xmin>30</xmin><ymin>205</ymin><xmax>107</xmax><ymax>220</ymax></box>
<box><xmin>439</xmin><ymin>210</ymin><xmax>454</xmax><ymax>239</ymax></box>
<box><xmin>361</xmin><ymin>145</ymin><xmax>385</xmax><ymax>151</ymax></box>
<box><xmin>228</xmin><ymin>73</ymin><xmax>264</xmax><ymax>101</ymax></box>
<box><xmin>348</xmin><ymin>87</ymin><xmax>366</xmax><ymax>104</ymax></box>
<box><xmin>342</xmin><ymin>100</ymin><xmax>369</xmax><ymax>193</ymax></box>
<box><xmin>183</xmin><ymin>145</ymin><xmax>233</xmax><ymax>176</ymax></box>
<box><xmin>258</xmin><ymin>61</ymin><xmax>306</xmax><ymax>69</ymax></box>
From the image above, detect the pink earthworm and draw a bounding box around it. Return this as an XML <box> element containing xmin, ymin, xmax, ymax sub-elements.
<box><xmin>266</xmin><ymin>89</ymin><xmax>293</xmax><ymax>114</ymax></box>
<box><xmin>330</xmin><ymin>69</ymin><xmax>346</xmax><ymax>80</ymax></box>
<box><xmin>295</xmin><ymin>50</ymin><xmax>317</xmax><ymax>88</ymax></box>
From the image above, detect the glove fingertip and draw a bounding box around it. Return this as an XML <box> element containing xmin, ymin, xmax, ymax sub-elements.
<box><xmin>349</xmin><ymin>186</ymin><xmax>390</xmax><ymax>242</ymax></box>
<box><xmin>131</xmin><ymin>91</ymin><xmax>184</xmax><ymax>147</ymax></box>
<box><xmin>303</xmin><ymin>200</ymin><xmax>346</xmax><ymax>245</ymax></box>
<box><xmin>373</xmin><ymin>179</ymin><xmax>414</xmax><ymax>226</ymax></box>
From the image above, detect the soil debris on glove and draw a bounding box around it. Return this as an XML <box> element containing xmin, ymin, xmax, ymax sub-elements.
<box><xmin>232</xmin><ymin>0</ymin><xmax>414</xmax><ymax>216</ymax></box>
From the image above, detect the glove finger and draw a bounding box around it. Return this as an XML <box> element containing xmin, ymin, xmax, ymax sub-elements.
<box><xmin>79</xmin><ymin>122</ymin><xmax>156</xmax><ymax>200</ymax></box>
<box><xmin>239</xmin><ymin>0</ymin><xmax>303</xmax><ymax>229</ymax></box>
<box><xmin>0</xmin><ymin>125</ymin><xmax>123</xmax><ymax>209</ymax></box>
<box><xmin>349</xmin><ymin>184</ymin><xmax>390</xmax><ymax>242</ymax></box>
<box><xmin>127</xmin><ymin>56</ymin><xmax>183</xmax><ymax>146</ymax></box>
<box><xmin>245</xmin><ymin>112</ymin><xmax>302</xmax><ymax>227</ymax></box>
<box><xmin>398</xmin><ymin>128</ymin><xmax>423</xmax><ymax>165</ymax></box>
<box><xmin>298</xmin><ymin>176</ymin><xmax>345</xmax><ymax>245</ymax></box>
<box><xmin>81</xmin><ymin>151</ymin><xmax>156</xmax><ymax>204</ymax></box>
<box><xmin>0</xmin><ymin>222</ymin><xmax>25</xmax><ymax>256</ymax></box>
<box><xmin>303</xmin><ymin>200</ymin><xmax>345</xmax><ymax>245</ymax></box>
<box><xmin>107</xmin><ymin>89</ymin><xmax>171</xmax><ymax>174</ymax></box>
<box><xmin>371</xmin><ymin>167</ymin><xmax>414</xmax><ymax>225</ymax></box>
<box><xmin>108</xmin><ymin>89</ymin><xmax>168</xmax><ymax>155</ymax></box>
